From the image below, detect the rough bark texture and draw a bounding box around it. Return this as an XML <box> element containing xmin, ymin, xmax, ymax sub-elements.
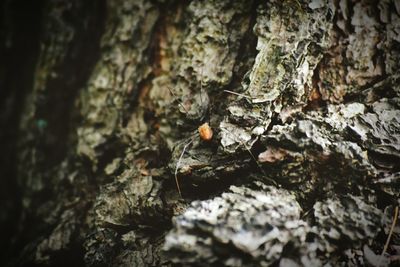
<box><xmin>1</xmin><ymin>0</ymin><xmax>399</xmax><ymax>266</ymax></box>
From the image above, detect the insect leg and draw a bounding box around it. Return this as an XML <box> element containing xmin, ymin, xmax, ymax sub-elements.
<box><xmin>167</xmin><ymin>86</ymin><xmax>190</xmax><ymax>114</ymax></box>
<box><xmin>174</xmin><ymin>138</ymin><xmax>194</xmax><ymax>197</ymax></box>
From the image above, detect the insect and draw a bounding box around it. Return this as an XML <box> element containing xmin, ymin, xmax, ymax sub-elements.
<box><xmin>169</xmin><ymin>66</ymin><xmax>214</xmax><ymax>198</ymax></box>
<box><xmin>170</xmin><ymin>66</ymin><xmax>279</xmax><ymax>197</ymax></box>
<box><xmin>198</xmin><ymin>122</ymin><xmax>213</xmax><ymax>141</ymax></box>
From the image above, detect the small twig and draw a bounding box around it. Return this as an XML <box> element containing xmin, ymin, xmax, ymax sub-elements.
<box><xmin>379</xmin><ymin>206</ymin><xmax>399</xmax><ymax>266</ymax></box>
<box><xmin>174</xmin><ymin>139</ymin><xmax>194</xmax><ymax>198</ymax></box>
<box><xmin>223</xmin><ymin>90</ymin><xmax>251</xmax><ymax>99</ymax></box>
<box><xmin>200</xmin><ymin>63</ymin><xmax>204</xmax><ymax>105</ymax></box>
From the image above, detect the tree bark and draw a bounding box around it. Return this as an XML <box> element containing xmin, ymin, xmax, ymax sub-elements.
<box><xmin>1</xmin><ymin>0</ymin><xmax>399</xmax><ymax>266</ymax></box>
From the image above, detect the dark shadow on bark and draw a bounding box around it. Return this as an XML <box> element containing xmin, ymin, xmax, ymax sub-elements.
<box><xmin>0</xmin><ymin>0</ymin><xmax>107</xmax><ymax>265</ymax></box>
<box><xmin>0</xmin><ymin>0</ymin><xmax>43</xmax><ymax>264</ymax></box>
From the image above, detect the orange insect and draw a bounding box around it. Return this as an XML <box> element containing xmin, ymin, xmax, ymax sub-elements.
<box><xmin>198</xmin><ymin>122</ymin><xmax>213</xmax><ymax>141</ymax></box>
<box><xmin>170</xmin><ymin>67</ymin><xmax>213</xmax><ymax>198</ymax></box>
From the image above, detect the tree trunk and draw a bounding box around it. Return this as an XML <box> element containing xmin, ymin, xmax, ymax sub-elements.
<box><xmin>1</xmin><ymin>0</ymin><xmax>399</xmax><ymax>266</ymax></box>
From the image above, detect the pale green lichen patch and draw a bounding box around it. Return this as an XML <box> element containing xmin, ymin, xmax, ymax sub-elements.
<box><xmin>247</xmin><ymin>41</ymin><xmax>286</xmax><ymax>103</ymax></box>
<box><xmin>221</xmin><ymin>0</ymin><xmax>335</xmax><ymax>153</ymax></box>
<box><xmin>176</xmin><ymin>0</ymin><xmax>252</xmax><ymax>87</ymax></box>
<box><xmin>246</xmin><ymin>0</ymin><xmax>333</xmax><ymax>106</ymax></box>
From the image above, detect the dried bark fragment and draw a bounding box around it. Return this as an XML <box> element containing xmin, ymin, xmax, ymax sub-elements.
<box><xmin>35</xmin><ymin>208</ymin><xmax>81</xmax><ymax>263</ymax></box>
<box><xmin>116</xmin><ymin>231</ymin><xmax>169</xmax><ymax>267</ymax></box>
<box><xmin>164</xmin><ymin>182</ymin><xmax>306</xmax><ymax>266</ymax></box>
<box><xmin>164</xmin><ymin>183</ymin><xmax>384</xmax><ymax>266</ymax></box>
<box><xmin>92</xmin><ymin>166</ymin><xmax>165</xmax><ymax>227</ymax></box>
<box><xmin>314</xmin><ymin>196</ymin><xmax>384</xmax><ymax>249</ymax></box>
<box><xmin>83</xmin><ymin>228</ymin><xmax>119</xmax><ymax>267</ymax></box>
<box><xmin>258</xmin><ymin>97</ymin><xmax>399</xmax><ymax>200</ymax></box>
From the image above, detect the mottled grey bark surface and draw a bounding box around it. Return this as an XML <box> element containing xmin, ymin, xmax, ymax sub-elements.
<box><xmin>0</xmin><ymin>0</ymin><xmax>399</xmax><ymax>266</ymax></box>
